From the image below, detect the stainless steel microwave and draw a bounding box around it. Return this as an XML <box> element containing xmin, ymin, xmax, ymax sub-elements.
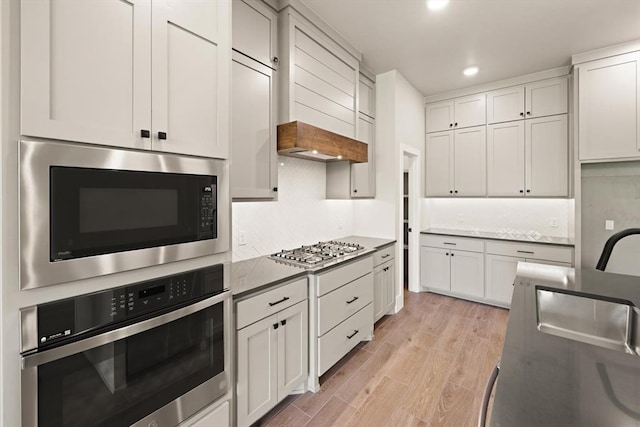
<box><xmin>19</xmin><ymin>140</ymin><xmax>229</xmax><ymax>289</ymax></box>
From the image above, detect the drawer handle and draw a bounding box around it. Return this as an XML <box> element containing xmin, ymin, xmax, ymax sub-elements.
<box><xmin>346</xmin><ymin>296</ymin><xmax>359</xmax><ymax>304</ymax></box>
<box><xmin>443</xmin><ymin>242</ymin><xmax>457</xmax><ymax>245</ymax></box>
<box><xmin>383</xmin><ymin>267</ymin><xmax>390</xmax><ymax>271</ymax></box>
<box><xmin>347</xmin><ymin>330</ymin><xmax>359</xmax><ymax>339</ymax></box>
<box><xmin>517</xmin><ymin>250</ymin><xmax>535</xmax><ymax>255</ymax></box>
<box><xmin>381</xmin><ymin>254</ymin><xmax>391</xmax><ymax>259</ymax></box>
<box><xmin>268</xmin><ymin>296</ymin><xmax>290</xmax><ymax>307</ymax></box>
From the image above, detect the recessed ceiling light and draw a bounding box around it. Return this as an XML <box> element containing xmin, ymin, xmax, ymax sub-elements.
<box><xmin>463</xmin><ymin>66</ymin><xmax>479</xmax><ymax>77</ymax></box>
<box><xmin>427</xmin><ymin>0</ymin><xmax>449</xmax><ymax>11</ymax></box>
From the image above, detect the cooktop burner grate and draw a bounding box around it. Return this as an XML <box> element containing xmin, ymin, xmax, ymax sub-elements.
<box><xmin>270</xmin><ymin>240</ymin><xmax>365</xmax><ymax>268</ymax></box>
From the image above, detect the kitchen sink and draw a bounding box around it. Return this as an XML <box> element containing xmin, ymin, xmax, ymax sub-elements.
<box><xmin>536</xmin><ymin>288</ymin><xmax>638</xmax><ymax>355</ymax></box>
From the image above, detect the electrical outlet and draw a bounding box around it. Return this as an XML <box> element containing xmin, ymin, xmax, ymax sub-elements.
<box><xmin>456</xmin><ymin>214</ymin><xmax>464</xmax><ymax>222</ymax></box>
<box><xmin>550</xmin><ymin>218</ymin><xmax>559</xmax><ymax>228</ymax></box>
<box><xmin>239</xmin><ymin>230</ymin><xmax>247</xmax><ymax>246</ymax></box>
<box><xmin>605</xmin><ymin>220</ymin><xmax>615</xmax><ymax>231</ymax></box>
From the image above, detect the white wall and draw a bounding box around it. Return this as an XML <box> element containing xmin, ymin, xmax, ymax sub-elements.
<box><xmin>232</xmin><ymin>156</ymin><xmax>354</xmax><ymax>261</ymax></box>
<box><xmin>422</xmin><ymin>198</ymin><xmax>574</xmax><ymax>238</ymax></box>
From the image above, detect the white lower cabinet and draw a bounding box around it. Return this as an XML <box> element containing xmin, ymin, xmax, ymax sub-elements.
<box><xmin>373</xmin><ymin>245</ymin><xmax>396</xmax><ymax>322</ymax></box>
<box><xmin>236</xmin><ymin>285</ymin><xmax>308</xmax><ymax>427</ymax></box>
<box><xmin>421</xmin><ymin>234</ymin><xmax>574</xmax><ymax>307</ymax></box>
<box><xmin>183</xmin><ymin>401</ymin><xmax>229</xmax><ymax>427</ymax></box>
<box><xmin>420</xmin><ymin>236</ymin><xmax>484</xmax><ymax>298</ymax></box>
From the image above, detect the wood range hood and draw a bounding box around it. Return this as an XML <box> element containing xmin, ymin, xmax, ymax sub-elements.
<box><xmin>277</xmin><ymin>121</ymin><xmax>368</xmax><ymax>163</ymax></box>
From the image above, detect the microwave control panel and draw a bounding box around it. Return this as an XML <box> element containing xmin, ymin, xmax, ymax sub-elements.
<box><xmin>198</xmin><ymin>180</ymin><xmax>217</xmax><ymax>239</ymax></box>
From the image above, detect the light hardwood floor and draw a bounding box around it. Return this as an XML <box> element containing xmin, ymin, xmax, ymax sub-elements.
<box><xmin>254</xmin><ymin>291</ymin><xmax>509</xmax><ymax>427</ymax></box>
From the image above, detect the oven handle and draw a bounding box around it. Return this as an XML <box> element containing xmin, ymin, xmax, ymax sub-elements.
<box><xmin>22</xmin><ymin>290</ymin><xmax>231</xmax><ymax>369</ymax></box>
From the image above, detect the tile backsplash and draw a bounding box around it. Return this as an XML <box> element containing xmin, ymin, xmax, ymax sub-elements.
<box><xmin>422</xmin><ymin>198</ymin><xmax>574</xmax><ymax>238</ymax></box>
<box><xmin>232</xmin><ymin>157</ymin><xmax>354</xmax><ymax>261</ymax></box>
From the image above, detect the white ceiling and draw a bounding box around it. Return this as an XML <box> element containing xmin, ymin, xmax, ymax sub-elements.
<box><xmin>301</xmin><ymin>0</ymin><xmax>640</xmax><ymax>96</ymax></box>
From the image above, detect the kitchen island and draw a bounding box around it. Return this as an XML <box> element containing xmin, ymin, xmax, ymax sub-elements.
<box><xmin>490</xmin><ymin>263</ymin><xmax>640</xmax><ymax>426</ymax></box>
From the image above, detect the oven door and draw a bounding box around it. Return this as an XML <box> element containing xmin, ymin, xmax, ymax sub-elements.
<box><xmin>21</xmin><ymin>291</ymin><xmax>231</xmax><ymax>427</ymax></box>
<box><xmin>19</xmin><ymin>139</ymin><xmax>230</xmax><ymax>289</ymax></box>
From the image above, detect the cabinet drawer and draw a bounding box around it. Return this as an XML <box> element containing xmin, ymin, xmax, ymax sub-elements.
<box><xmin>316</xmin><ymin>256</ymin><xmax>373</xmax><ymax>297</ymax></box>
<box><xmin>236</xmin><ymin>278</ymin><xmax>307</xmax><ymax>329</ymax></box>
<box><xmin>373</xmin><ymin>244</ymin><xmax>395</xmax><ymax>266</ymax></box>
<box><xmin>421</xmin><ymin>234</ymin><xmax>484</xmax><ymax>253</ymax></box>
<box><xmin>318</xmin><ymin>303</ymin><xmax>373</xmax><ymax>376</ymax></box>
<box><xmin>318</xmin><ymin>273</ymin><xmax>373</xmax><ymax>336</ymax></box>
<box><xmin>485</xmin><ymin>241</ymin><xmax>573</xmax><ymax>264</ymax></box>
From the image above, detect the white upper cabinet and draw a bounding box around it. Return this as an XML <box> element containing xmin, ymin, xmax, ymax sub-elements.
<box><xmin>577</xmin><ymin>51</ymin><xmax>640</xmax><ymax>161</ymax></box>
<box><xmin>486</xmin><ymin>77</ymin><xmax>567</xmax><ymax>124</ymax></box>
<box><xmin>426</xmin><ymin>94</ymin><xmax>486</xmax><ymax>133</ymax></box>
<box><xmin>525</xmin><ymin>77</ymin><xmax>568</xmax><ymax>118</ymax></box>
<box><xmin>487</xmin><ymin>121</ymin><xmax>526</xmax><ymax>196</ymax></box>
<box><xmin>525</xmin><ymin>115</ymin><xmax>568</xmax><ymax>197</ymax></box>
<box><xmin>21</xmin><ymin>0</ymin><xmax>230</xmax><ymax>159</ymax></box>
<box><xmin>425</xmin><ymin>100</ymin><xmax>454</xmax><ymax>133</ymax></box>
<box><xmin>232</xmin><ymin>0</ymin><xmax>278</xmax><ymax>70</ymax></box>
<box><xmin>486</xmin><ymin>86</ymin><xmax>525</xmax><ymax>124</ymax></box>
<box><xmin>425</xmin><ymin>126</ymin><xmax>486</xmax><ymax>197</ymax></box>
<box><xmin>351</xmin><ymin>113</ymin><xmax>375</xmax><ymax>197</ymax></box>
<box><xmin>21</xmin><ymin>0</ymin><xmax>152</xmax><ymax>150</ymax></box>
<box><xmin>454</xmin><ymin>93</ymin><xmax>486</xmax><ymax>129</ymax></box>
<box><xmin>487</xmin><ymin>117</ymin><xmax>567</xmax><ymax>197</ymax></box>
<box><xmin>359</xmin><ymin>73</ymin><xmax>376</xmax><ymax>118</ymax></box>
<box><xmin>152</xmin><ymin>0</ymin><xmax>230</xmax><ymax>158</ymax></box>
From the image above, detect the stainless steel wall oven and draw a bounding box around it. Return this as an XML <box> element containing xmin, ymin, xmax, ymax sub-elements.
<box><xmin>20</xmin><ymin>264</ymin><xmax>231</xmax><ymax>427</ymax></box>
<box><xmin>19</xmin><ymin>139</ymin><xmax>229</xmax><ymax>289</ymax></box>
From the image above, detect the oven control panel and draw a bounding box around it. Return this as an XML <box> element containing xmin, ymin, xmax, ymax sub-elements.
<box><xmin>35</xmin><ymin>264</ymin><xmax>225</xmax><ymax>350</ymax></box>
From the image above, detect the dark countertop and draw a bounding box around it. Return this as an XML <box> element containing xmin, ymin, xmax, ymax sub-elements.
<box><xmin>490</xmin><ymin>264</ymin><xmax>640</xmax><ymax>426</ymax></box>
<box><xmin>230</xmin><ymin>235</ymin><xmax>395</xmax><ymax>298</ymax></box>
<box><xmin>421</xmin><ymin>227</ymin><xmax>574</xmax><ymax>247</ymax></box>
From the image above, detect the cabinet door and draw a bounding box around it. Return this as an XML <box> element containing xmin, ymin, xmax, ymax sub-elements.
<box><xmin>420</xmin><ymin>247</ymin><xmax>450</xmax><ymax>292</ymax></box>
<box><xmin>359</xmin><ymin>73</ymin><xmax>376</xmax><ymax>118</ymax></box>
<box><xmin>373</xmin><ymin>263</ymin><xmax>385</xmax><ymax>322</ymax></box>
<box><xmin>21</xmin><ymin>0</ymin><xmax>151</xmax><ymax>150</ymax></box>
<box><xmin>152</xmin><ymin>0</ymin><xmax>230</xmax><ymax>158</ymax></box>
<box><xmin>525</xmin><ymin>77</ymin><xmax>568</xmax><ymax>118</ymax></box>
<box><xmin>486</xmin><ymin>86</ymin><xmax>525</xmax><ymax>124</ymax></box>
<box><xmin>277</xmin><ymin>301</ymin><xmax>308</xmax><ymax>401</ymax></box>
<box><xmin>384</xmin><ymin>260</ymin><xmax>396</xmax><ymax>314</ymax></box>
<box><xmin>450</xmin><ymin>250</ymin><xmax>484</xmax><ymax>298</ymax></box>
<box><xmin>454</xmin><ymin>93</ymin><xmax>486</xmax><ymax>128</ymax></box>
<box><xmin>426</xmin><ymin>100</ymin><xmax>455</xmax><ymax>133</ymax></box>
<box><xmin>454</xmin><ymin>126</ymin><xmax>486</xmax><ymax>196</ymax></box>
<box><xmin>351</xmin><ymin>114</ymin><xmax>376</xmax><ymax>197</ymax></box>
<box><xmin>487</xmin><ymin>121</ymin><xmax>525</xmax><ymax>196</ymax></box>
<box><xmin>525</xmin><ymin>115</ymin><xmax>568</xmax><ymax>197</ymax></box>
<box><xmin>485</xmin><ymin>254</ymin><xmax>523</xmax><ymax>305</ymax></box>
<box><xmin>186</xmin><ymin>401</ymin><xmax>229</xmax><ymax>427</ymax></box>
<box><xmin>232</xmin><ymin>0</ymin><xmax>278</xmax><ymax>69</ymax></box>
<box><xmin>231</xmin><ymin>53</ymin><xmax>277</xmax><ymax>199</ymax></box>
<box><xmin>578</xmin><ymin>52</ymin><xmax>640</xmax><ymax>161</ymax></box>
<box><xmin>237</xmin><ymin>315</ymin><xmax>278</xmax><ymax>427</ymax></box>
<box><xmin>425</xmin><ymin>131</ymin><xmax>454</xmax><ymax>196</ymax></box>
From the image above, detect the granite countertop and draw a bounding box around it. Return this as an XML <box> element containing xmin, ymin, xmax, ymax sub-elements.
<box><xmin>421</xmin><ymin>227</ymin><xmax>574</xmax><ymax>247</ymax></box>
<box><xmin>490</xmin><ymin>264</ymin><xmax>640</xmax><ymax>426</ymax></box>
<box><xmin>231</xmin><ymin>235</ymin><xmax>396</xmax><ymax>298</ymax></box>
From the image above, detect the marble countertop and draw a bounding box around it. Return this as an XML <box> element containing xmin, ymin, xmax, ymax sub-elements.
<box><xmin>421</xmin><ymin>227</ymin><xmax>574</xmax><ymax>246</ymax></box>
<box><xmin>491</xmin><ymin>264</ymin><xmax>640</xmax><ymax>426</ymax></box>
<box><xmin>231</xmin><ymin>235</ymin><xmax>396</xmax><ymax>298</ymax></box>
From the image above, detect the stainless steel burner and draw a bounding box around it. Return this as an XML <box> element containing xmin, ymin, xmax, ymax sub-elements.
<box><xmin>270</xmin><ymin>240</ymin><xmax>365</xmax><ymax>268</ymax></box>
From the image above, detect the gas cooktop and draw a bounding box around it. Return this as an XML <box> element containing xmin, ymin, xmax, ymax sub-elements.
<box><xmin>270</xmin><ymin>240</ymin><xmax>366</xmax><ymax>268</ymax></box>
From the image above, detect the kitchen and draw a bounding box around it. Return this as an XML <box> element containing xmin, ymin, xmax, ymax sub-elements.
<box><xmin>1</xmin><ymin>0</ymin><xmax>640</xmax><ymax>426</ymax></box>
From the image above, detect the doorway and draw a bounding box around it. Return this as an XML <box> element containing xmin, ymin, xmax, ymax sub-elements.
<box><xmin>400</xmin><ymin>146</ymin><xmax>421</xmax><ymax>296</ymax></box>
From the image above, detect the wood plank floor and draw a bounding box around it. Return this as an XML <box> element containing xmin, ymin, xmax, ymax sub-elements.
<box><xmin>254</xmin><ymin>291</ymin><xmax>509</xmax><ymax>427</ymax></box>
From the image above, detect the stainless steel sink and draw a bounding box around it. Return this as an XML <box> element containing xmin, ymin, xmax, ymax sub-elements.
<box><xmin>536</xmin><ymin>288</ymin><xmax>637</xmax><ymax>355</ymax></box>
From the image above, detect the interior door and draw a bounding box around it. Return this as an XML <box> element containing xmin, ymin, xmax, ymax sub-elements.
<box><xmin>21</xmin><ymin>0</ymin><xmax>151</xmax><ymax>150</ymax></box>
<box><xmin>152</xmin><ymin>0</ymin><xmax>230</xmax><ymax>158</ymax></box>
